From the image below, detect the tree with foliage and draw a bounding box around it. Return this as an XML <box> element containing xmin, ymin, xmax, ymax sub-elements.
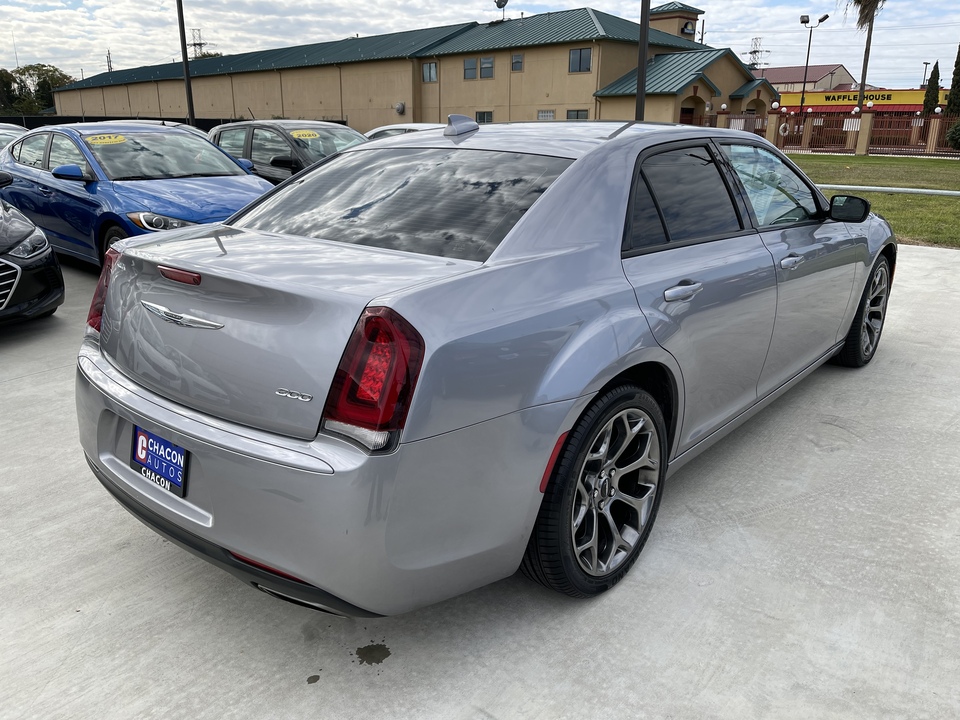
<box><xmin>846</xmin><ymin>0</ymin><xmax>885</xmax><ymax>110</ymax></box>
<box><xmin>923</xmin><ymin>61</ymin><xmax>940</xmax><ymax>114</ymax></box>
<box><xmin>10</xmin><ymin>64</ymin><xmax>76</xmax><ymax>114</ymax></box>
<box><xmin>947</xmin><ymin>42</ymin><xmax>960</xmax><ymax>116</ymax></box>
<box><xmin>947</xmin><ymin>120</ymin><xmax>960</xmax><ymax>150</ymax></box>
<box><xmin>0</xmin><ymin>68</ymin><xmax>21</xmax><ymax>112</ymax></box>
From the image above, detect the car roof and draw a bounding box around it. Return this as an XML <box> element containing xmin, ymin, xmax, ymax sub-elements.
<box><xmin>366</xmin><ymin>123</ymin><xmax>446</xmax><ymax>134</ymax></box>
<box><xmin>0</xmin><ymin>123</ymin><xmax>26</xmax><ymax>131</ymax></box>
<box><xmin>210</xmin><ymin>120</ymin><xmax>355</xmax><ymax>131</ymax></box>
<box><xmin>345</xmin><ymin>120</ymin><xmax>760</xmax><ymax>160</ymax></box>
<box><xmin>30</xmin><ymin>121</ymin><xmax>200</xmax><ymax>136</ymax></box>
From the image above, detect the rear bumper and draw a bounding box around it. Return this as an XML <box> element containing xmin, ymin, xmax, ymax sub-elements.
<box><xmin>87</xmin><ymin>455</ymin><xmax>380</xmax><ymax>617</ymax></box>
<box><xmin>76</xmin><ymin>337</ymin><xmax>575</xmax><ymax>615</ymax></box>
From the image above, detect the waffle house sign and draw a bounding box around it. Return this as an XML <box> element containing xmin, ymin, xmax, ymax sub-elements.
<box><xmin>779</xmin><ymin>89</ymin><xmax>950</xmax><ymax>112</ymax></box>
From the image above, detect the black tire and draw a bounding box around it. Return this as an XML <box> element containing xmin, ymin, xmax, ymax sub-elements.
<box><xmin>835</xmin><ymin>255</ymin><xmax>891</xmax><ymax>368</ymax></box>
<box><xmin>101</xmin><ymin>225</ymin><xmax>128</xmax><ymax>264</ymax></box>
<box><xmin>521</xmin><ymin>385</ymin><xmax>667</xmax><ymax>598</ymax></box>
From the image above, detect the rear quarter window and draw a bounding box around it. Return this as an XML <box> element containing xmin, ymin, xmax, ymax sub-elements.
<box><xmin>232</xmin><ymin>148</ymin><xmax>572</xmax><ymax>262</ymax></box>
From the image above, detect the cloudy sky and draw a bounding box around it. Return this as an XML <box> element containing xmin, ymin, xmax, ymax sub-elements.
<box><xmin>3</xmin><ymin>0</ymin><xmax>958</xmax><ymax>90</ymax></box>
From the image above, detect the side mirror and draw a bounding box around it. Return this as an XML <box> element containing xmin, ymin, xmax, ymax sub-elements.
<box><xmin>0</xmin><ymin>171</ymin><xmax>12</xmax><ymax>189</ymax></box>
<box><xmin>236</xmin><ymin>157</ymin><xmax>254</xmax><ymax>171</ymax></box>
<box><xmin>830</xmin><ymin>195</ymin><xmax>871</xmax><ymax>223</ymax></box>
<box><xmin>52</xmin><ymin>164</ymin><xmax>93</xmax><ymax>182</ymax></box>
<box><xmin>269</xmin><ymin>155</ymin><xmax>298</xmax><ymax>170</ymax></box>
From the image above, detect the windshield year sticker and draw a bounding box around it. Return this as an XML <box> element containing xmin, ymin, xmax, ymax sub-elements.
<box><xmin>88</xmin><ymin>134</ymin><xmax>127</xmax><ymax>145</ymax></box>
<box><xmin>290</xmin><ymin>130</ymin><xmax>319</xmax><ymax>139</ymax></box>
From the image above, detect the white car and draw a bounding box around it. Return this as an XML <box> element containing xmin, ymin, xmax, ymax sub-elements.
<box><xmin>365</xmin><ymin>123</ymin><xmax>445</xmax><ymax>140</ymax></box>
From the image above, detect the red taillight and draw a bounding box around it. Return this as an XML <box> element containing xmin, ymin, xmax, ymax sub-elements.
<box><xmin>86</xmin><ymin>247</ymin><xmax>121</xmax><ymax>332</ymax></box>
<box><xmin>322</xmin><ymin>307</ymin><xmax>425</xmax><ymax>450</ymax></box>
<box><xmin>158</xmin><ymin>265</ymin><xmax>202</xmax><ymax>285</ymax></box>
<box><xmin>228</xmin><ymin>552</ymin><xmax>307</xmax><ymax>584</ymax></box>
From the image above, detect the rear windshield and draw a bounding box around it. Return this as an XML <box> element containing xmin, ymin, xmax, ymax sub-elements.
<box><xmin>231</xmin><ymin>148</ymin><xmax>572</xmax><ymax>262</ymax></box>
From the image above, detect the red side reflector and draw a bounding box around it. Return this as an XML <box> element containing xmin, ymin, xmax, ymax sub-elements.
<box><xmin>228</xmin><ymin>552</ymin><xmax>307</xmax><ymax>584</ymax></box>
<box><xmin>540</xmin><ymin>432</ymin><xmax>569</xmax><ymax>493</ymax></box>
<box><xmin>159</xmin><ymin>265</ymin><xmax>202</xmax><ymax>285</ymax></box>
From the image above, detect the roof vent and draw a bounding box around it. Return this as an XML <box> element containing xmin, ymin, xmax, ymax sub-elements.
<box><xmin>444</xmin><ymin>114</ymin><xmax>480</xmax><ymax>136</ymax></box>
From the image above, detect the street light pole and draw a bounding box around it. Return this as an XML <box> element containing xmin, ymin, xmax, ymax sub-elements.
<box><xmin>176</xmin><ymin>0</ymin><xmax>196</xmax><ymax>126</ymax></box>
<box><xmin>922</xmin><ymin>61</ymin><xmax>931</xmax><ymax>87</ymax></box>
<box><xmin>799</xmin><ymin>13</ymin><xmax>829</xmax><ymax>111</ymax></box>
<box><xmin>635</xmin><ymin>0</ymin><xmax>651</xmax><ymax>121</ymax></box>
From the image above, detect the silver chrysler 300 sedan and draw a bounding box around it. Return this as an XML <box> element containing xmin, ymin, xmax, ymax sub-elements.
<box><xmin>76</xmin><ymin>117</ymin><xmax>895</xmax><ymax>617</ymax></box>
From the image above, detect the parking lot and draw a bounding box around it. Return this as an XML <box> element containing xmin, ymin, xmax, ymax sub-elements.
<box><xmin>2</xmin><ymin>245</ymin><xmax>959</xmax><ymax>719</ymax></box>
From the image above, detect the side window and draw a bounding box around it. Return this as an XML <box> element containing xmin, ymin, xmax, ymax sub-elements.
<box><xmin>422</xmin><ymin>62</ymin><xmax>437</xmax><ymax>83</ymax></box>
<box><xmin>250</xmin><ymin>128</ymin><xmax>289</xmax><ymax>167</ymax></box>
<box><xmin>512</xmin><ymin>54</ymin><xmax>523</xmax><ymax>72</ymax></box>
<box><xmin>567</xmin><ymin>110</ymin><xmax>589</xmax><ymax>120</ymax></box>
<box><xmin>641</xmin><ymin>146</ymin><xmax>742</xmax><ymax>244</ymax></box>
<box><xmin>464</xmin><ymin>58</ymin><xmax>477</xmax><ymax>80</ymax></box>
<box><xmin>476</xmin><ymin>111</ymin><xmax>493</xmax><ymax>124</ymax></box>
<box><xmin>217</xmin><ymin>127</ymin><xmax>248</xmax><ymax>158</ymax></box>
<box><xmin>47</xmin><ymin>134</ymin><xmax>88</xmax><ymax>171</ymax></box>
<box><xmin>17</xmin><ymin>133</ymin><xmax>49</xmax><ymax>168</ymax></box>
<box><xmin>720</xmin><ymin>144</ymin><xmax>818</xmax><ymax>226</ymax></box>
<box><xmin>625</xmin><ymin>176</ymin><xmax>668</xmax><ymax>252</ymax></box>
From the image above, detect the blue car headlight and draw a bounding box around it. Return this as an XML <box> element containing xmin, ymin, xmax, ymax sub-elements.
<box><xmin>127</xmin><ymin>212</ymin><xmax>195</xmax><ymax>232</ymax></box>
<box><xmin>8</xmin><ymin>228</ymin><xmax>50</xmax><ymax>259</ymax></box>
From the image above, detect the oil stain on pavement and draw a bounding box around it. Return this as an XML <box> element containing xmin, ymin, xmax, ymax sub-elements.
<box><xmin>355</xmin><ymin>643</ymin><xmax>391</xmax><ymax>665</ymax></box>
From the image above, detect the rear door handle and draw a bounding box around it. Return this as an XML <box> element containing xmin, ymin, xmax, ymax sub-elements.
<box><xmin>663</xmin><ymin>281</ymin><xmax>703</xmax><ymax>302</ymax></box>
<box><xmin>780</xmin><ymin>254</ymin><xmax>804</xmax><ymax>269</ymax></box>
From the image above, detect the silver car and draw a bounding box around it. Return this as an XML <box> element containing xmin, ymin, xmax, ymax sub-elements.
<box><xmin>76</xmin><ymin>117</ymin><xmax>895</xmax><ymax>616</ymax></box>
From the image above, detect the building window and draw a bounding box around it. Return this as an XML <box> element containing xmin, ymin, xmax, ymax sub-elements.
<box><xmin>537</xmin><ymin>110</ymin><xmax>555</xmax><ymax>121</ymax></box>
<box><xmin>480</xmin><ymin>57</ymin><xmax>494</xmax><ymax>79</ymax></box>
<box><xmin>464</xmin><ymin>58</ymin><xmax>477</xmax><ymax>80</ymax></box>
<box><xmin>512</xmin><ymin>54</ymin><xmax>523</xmax><ymax>72</ymax></box>
<box><xmin>569</xmin><ymin>48</ymin><xmax>592</xmax><ymax>73</ymax></box>
<box><xmin>567</xmin><ymin>109</ymin><xmax>589</xmax><ymax>120</ymax></box>
<box><xmin>476</xmin><ymin>111</ymin><xmax>493</xmax><ymax>124</ymax></box>
<box><xmin>422</xmin><ymin>62</ymin><xmax>437</xmax><ymax>83</ymax></box>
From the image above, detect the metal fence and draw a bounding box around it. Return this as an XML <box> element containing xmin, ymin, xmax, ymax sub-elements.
<box><xmin>727</xmin><ymin>115</ymin><xmax>767</xmax><ymax>137</ymax></box>
<box><xmin>773</xmin><ymin>113</ymin><xmax>860</xmax><ymax>155</ymax></box>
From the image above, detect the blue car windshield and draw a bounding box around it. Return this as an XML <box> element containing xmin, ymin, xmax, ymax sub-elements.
<box><xmin>231</xmin><ymin>148</ymin><xmax>572</xmax><ymax>262</ymax></box>
<box><xmin>83</xmin><ymin>131</ymin><xmax>245</xmax><ymax>181</ymax></box>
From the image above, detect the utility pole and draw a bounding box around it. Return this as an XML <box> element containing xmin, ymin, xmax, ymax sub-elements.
<box><xmin>176</xmin><ymin>0</ymin><xmax>196</xmax><ymax>125</ymax></box>
<box><xmin>635</xmin><ymin>0</ymin><xmax>651</xmax><ymax>121</ymax></box>
<box><xmin>106</xmin><ymin>49</ymin><xmax>113</xmax><ymax>72</ymax></box>
<box><xmin>922</xmin><ymin>61</ymin><xmax>931</xmax><ymax>87</ymax></box>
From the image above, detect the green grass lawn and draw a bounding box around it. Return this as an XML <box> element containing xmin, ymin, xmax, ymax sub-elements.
<box><xmin>788</xmin><ymin>154</ymin><xmax>960</xmax><ymax>248</ymax></box>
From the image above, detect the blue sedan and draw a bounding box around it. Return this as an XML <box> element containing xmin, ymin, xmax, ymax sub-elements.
<box><xmin>0</xmin><ymin>122</ymin><xmax>274</xmax><ymax>265</ymax></box>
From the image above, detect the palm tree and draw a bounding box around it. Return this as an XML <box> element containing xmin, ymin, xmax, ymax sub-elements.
<box><xmin>846</xmin><ymin>0</ymin><xmax>886</xmax><ymax>110</ymax></box>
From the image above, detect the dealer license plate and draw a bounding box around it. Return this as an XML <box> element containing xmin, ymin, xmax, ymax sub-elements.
<box><xmin>131</xmin><ymin>426</ymin><xmax>188</xmax><ymax>498</ymax></box>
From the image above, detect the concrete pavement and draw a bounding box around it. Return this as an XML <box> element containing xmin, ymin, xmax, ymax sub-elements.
<box><xmin>1</xmin><ymin>248</ymin><xmax>959</xmax><ymax>719</ymax></box>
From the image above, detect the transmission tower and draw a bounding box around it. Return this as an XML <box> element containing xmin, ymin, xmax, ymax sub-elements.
<box><xmin>189</xmin><ymin>29</ymin><xmax>211</xmax><ymax>58</ymax></box>
<box><xmin>742</xmin><ymin>37</ymin><xmax>770</xmax><ymax>73</ymax></box>
<box><xmin>106</xmin><ymin>48</ymin><xmax>113</xmax><ymax>72</ymax></box>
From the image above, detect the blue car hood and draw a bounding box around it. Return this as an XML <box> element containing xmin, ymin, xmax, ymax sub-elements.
<box><xmin>111</xmin><ymin>175</ymin><xmax>272</xmax><ymax>223</ymax></box>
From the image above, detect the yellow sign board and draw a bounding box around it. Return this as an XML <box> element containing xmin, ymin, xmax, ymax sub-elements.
<box><xmin>779</xmin><ymin>89</ymin><xmax>949</xmax><ymax>107</ymax></box>
<box><xmin>290</xmin><ymin>129</ymin><xmax>320</xmax><ymax>139</ymax></box>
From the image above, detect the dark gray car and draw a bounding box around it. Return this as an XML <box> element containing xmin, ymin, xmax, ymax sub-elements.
<box><xmin>76</xmin><ymin>118</ymin><xmax>895</xmax><ymax>616</ymax></box>
<box><xmin>208</xmin><ymin>119</ymin><xmax>367</xmax><ymax>184</ymax></box>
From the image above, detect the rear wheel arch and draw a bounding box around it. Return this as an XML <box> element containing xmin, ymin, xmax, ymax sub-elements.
<box><xmin>595</xmin><ymin>362</ymin><xmax>679</xmax><ymax>460</ymax></box>
<box><xmin>880</xmin><ymin>242</ymin><xmax>897</xmax><ymax>284</ymax></box>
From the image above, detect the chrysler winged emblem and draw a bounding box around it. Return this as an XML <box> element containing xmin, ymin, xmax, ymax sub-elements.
<box><xmin>141</xmin><ymin>300</ymin><xmax>224</xmax><ymax>329</ymax></box>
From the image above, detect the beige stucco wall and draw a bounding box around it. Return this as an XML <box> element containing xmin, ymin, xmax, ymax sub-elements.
<box><xmin>229</xmin><ymin>71</ymin><xmax>283</xmax><ymax>119</ymax></box>
<box><xmin>101</xmin><ymin>86</ymin><xmax>131</xmax><ymax>116</ymax></box>
<box><xmin>340</xmin><ymin>59</ymin><xmax>414</xmax><ymax>130</ymax></box>
<box><xmin>596</xmin><ymin>95</ymin><xmax>676</xmax><ymax>122</ymax></box>
<box><xmin>191</xmin><ymin>75</ymin><xmax>235</xmax><ymax>118</ymax></box>
<box><xmin>280</xmin><ymin>66</ymin><xmax>343</xmax><ymax>121</ymax></box>
<box><xmin>128</xmin><ymin>83</ymin><xmax>162</xmax><ymax>117</ymax></box>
